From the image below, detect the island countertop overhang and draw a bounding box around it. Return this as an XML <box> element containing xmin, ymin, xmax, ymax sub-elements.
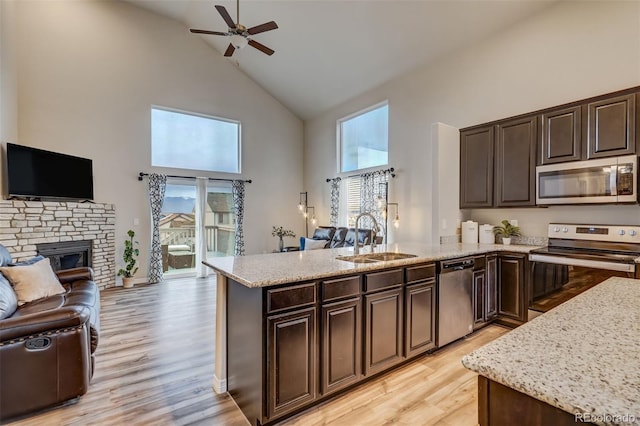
<box><xmin>462</xmin><ymin>277</ymin><xmax>640</xmax><ymax>426</ymax></box>
<box><xmin>203</xmin><ymin>242</ymin><xmax>540</xmax><ymax>288</ymax></box>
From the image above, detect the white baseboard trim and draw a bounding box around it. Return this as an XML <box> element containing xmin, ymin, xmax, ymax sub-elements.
<box><xmin>212</xmin><ymin>375</ymin><xmax>227</xmax><ymax>394</ymax></box>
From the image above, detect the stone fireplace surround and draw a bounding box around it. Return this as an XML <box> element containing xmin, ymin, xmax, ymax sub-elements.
<box><xmin>0</xmin><ymin>200</ymin><xmax>115</xmax><ymax>289</ymax></box>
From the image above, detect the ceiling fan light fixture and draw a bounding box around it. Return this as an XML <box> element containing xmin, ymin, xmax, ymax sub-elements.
<box><xmin>230</xmin><ymin>34</ymin><xmax>248</xmax><ymax>49</ymax></box>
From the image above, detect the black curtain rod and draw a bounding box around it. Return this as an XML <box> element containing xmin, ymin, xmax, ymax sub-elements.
<box><xmin>326</xmin><ymin>167</ymin><xmax>395</xmax><ymax>182</ymax></box>
<box><xmin>138</xmin><ymin>172</ymin><xmax>252</xmax><ymax>184</ymax></box>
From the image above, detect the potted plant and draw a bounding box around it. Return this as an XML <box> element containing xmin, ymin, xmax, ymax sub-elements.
<box><xmin>493</xmin><ymin>220</ymin><xmax>521</xmax><ymax>245</ymax></box>
<box><xmin>117</xmin><ymin>229</ymin><xmax>139</xmax><ymax>288</ymax></box>
<box><xmin>272</xmin><ymin>226</ymin><xmax>295</xmax><ymax>252</ymax></box>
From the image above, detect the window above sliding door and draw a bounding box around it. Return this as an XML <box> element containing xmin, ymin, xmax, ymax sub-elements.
<box><xmin>151</xmin><ymin>107</ymin><xmax>241</xmax><ymax>173</ymax></box>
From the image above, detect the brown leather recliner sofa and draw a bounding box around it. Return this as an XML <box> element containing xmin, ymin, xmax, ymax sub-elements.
<box><xmin>0</xmin><ymin>248</ymin><xmax>100</xmax><ymax>421</ymax></box>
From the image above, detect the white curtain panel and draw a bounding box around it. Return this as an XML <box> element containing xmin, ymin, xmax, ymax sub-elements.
<box><xmin>195</xmin><ymin>177</ymin><xmax>208</xmax><ymax>278</ymax></box>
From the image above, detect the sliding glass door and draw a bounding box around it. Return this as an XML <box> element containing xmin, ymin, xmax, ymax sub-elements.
<box><xmin>160</xmin><ymin>180</ymin><xmax>235</xmax><ymax>277</ymax></box>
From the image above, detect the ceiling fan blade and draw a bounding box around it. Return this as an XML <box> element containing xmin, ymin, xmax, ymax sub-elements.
<box><xmin>215</xmin><ymin>5</ymin><xmax>236</xmax><ymax>28</ymax></box>
<box><xmin>247</xmin><ymin>21</ymin><xmax>278</xmax><ymax>35</ymax></box>
<box><xmin>248</xmin><ymin>39</ymin><xmax>274</xmax><ymax>56</ymax></box>
<box><xmin>224</xmin><ymin>43</ymin><xmax>236</xmax><ymax>57</ymax></box>
<box><xmin>190</xmin><ymin>29</ymin><xmax>228</xmax><ymax>36</ymax></box>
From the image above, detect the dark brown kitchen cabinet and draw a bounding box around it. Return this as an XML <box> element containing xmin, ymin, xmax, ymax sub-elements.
<box><xmin>485</xmin><ymin>254</ymin><xmax>498</xmax><ymax>320</ymax></box>
<box><xmin>498</xmin><ymin>253</ymin><xmax>527</xmax><ymax>324</ymax></box>
<box><xmin>539</xmin><ymin>105</ymin><xmax>582</xmax><ymax>165</ymax></box>
<box><xmin>266</xmin><ymin>307</ymin><xmax>317</xmax><ymax>419</ymax></box>
<box><xmin>473</xmin><ymin>255</ymin><xmax>497</xmax><ymax>329</ymax></box>
<box><xmin>587</xmin><ymin>93</ymin><xmax>636</xmax><ymax>159</ymax></box>
<box><xmin>321</xmin><ymin>297</ymin><xmax>361</xmax><ymax>396</ymax></box>
<box><xmin>473</xmin><ymin>268</ymin><xmax>486</xmax><ymax>327</ymax></box>
<box><xmin>495</xmin><ymin>116</ymin><xmax>537</xmax><ymax>207</ymax></box>
<box><xmin>364</xmin><ymin>286</ymin><xmax>403</xmax><ymax>377</ymax></box>
<box><xmin>460</xmin><ymin>125</ymin><xmax>494</xmax><ymax>208</ymax></box>
<box><xmin>404</xmin><ymin>280</ymin><xmax>436</xmax><ymax>357</ymax></box>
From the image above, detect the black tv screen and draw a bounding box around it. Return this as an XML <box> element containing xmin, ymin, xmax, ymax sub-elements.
<box><xmin>7</xmin><ymin>143</ymin><xmax>94</xmax><ymax>201</ymax></box>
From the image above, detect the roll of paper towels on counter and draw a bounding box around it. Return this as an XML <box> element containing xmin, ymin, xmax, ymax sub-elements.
<box><xmin>479</xmin><ymin>224</ymin><xmax>495</xmax><ymax>244</ymax></box>
<box><xmin>461</xmin><ymin>221</ymin><xmax>478</xmax><ymax>244</ymax></box>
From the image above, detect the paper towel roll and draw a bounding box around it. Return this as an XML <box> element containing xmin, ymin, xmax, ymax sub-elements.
<box><xmin>479</xmin><ymin>224</ymin><xmax>495</xmax><ymax>244</ymax></box>
<box><xmin>461</xmin><ymin>221</ymin><xmax>478</xmax><ymax>244</ymax></box>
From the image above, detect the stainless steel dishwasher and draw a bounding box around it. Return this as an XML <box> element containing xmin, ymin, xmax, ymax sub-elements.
<box><xmin>437</xmin><ymin>257</ymin><xmax>474</xmax><ymax>347</ymax></box>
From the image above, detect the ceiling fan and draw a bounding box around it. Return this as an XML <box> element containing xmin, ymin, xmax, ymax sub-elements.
<box><xmin>190</xmin><ymin>0</ymin><xmax>278</xmax><ymax>57</ymax></box>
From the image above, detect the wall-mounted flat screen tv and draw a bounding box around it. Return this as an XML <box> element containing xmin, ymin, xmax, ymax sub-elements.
<box><xmin>6</xmin><ymin>143</ymin><xmax>94</xmax><ymax>201</ymax></box>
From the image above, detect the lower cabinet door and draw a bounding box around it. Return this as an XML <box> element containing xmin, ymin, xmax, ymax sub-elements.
<box><xmin>405</xmin><ymin>281</ymin><xmax>436</xmax><ymax>357</ymax></box>
<box><xmin>486</xmin><ymin>255</ymin><xmax>498</xmax><ymax>320</ymax></box>
<box><xmin>473</xmin><ymin>270</ymin><xmax>486</xmax><ymax>328</ymax></box>
<box><xmin>321</xmin><ymin>298</ymin><xmax>362</xmax><ymax>395</ymax></box>
<box><xmin>267</xmin><ymin>307</ymin><xmax>316</xmax><ymax>420</ymax></box>
<box><xmin>364</xmin><ymin>287</ymin><xmax>404</xmax><ymax>376</ymax></box>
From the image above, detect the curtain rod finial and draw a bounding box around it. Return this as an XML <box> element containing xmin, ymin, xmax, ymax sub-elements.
<box><xmin>138</xmin><ymin>172</ymin><xmax>145</xmax><ymax>181</ymax></box>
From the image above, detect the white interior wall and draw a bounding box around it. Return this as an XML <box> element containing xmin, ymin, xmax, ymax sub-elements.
<box><xmin>432</xmin><ymin>123</ymin><xmax>461</xmax><ymax>244</ymax></box>
<box><xmin>0</xmin><ymin>0</ymin><xmax>18</xmax><ymax>148</ymax></box>
<box><xmin>304</xmin><ymin>1</ymin><xmax>640</xmax><ymax>242</ymax></box>
<box><xmin>13</xmin><ymin>0</ymin><xmax>304</xmax><ymax>281</ymax></box>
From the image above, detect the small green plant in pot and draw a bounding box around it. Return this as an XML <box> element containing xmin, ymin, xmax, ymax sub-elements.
<box><xmin>493</xmin><ymin>220</ymin><xmax>521</xmax><ymax>245</ymax></box>
<box><xmin>117</xmin><ymin>229</ymin><xmax>139</xmax><ymax>288</ymax></box>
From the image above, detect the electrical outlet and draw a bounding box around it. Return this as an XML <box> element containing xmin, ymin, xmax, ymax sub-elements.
<box><xmin>133</xmin><ymin>218</ymin><xmax>140</xmax><ymax>226</ymax></box>
<box><xmin>509</xmin><ymin>219</ymin><xmax>518</xmax><ymax>227</ymax></box>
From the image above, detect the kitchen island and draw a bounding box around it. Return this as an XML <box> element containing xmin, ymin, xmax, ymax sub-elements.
<box><xmin>462</xmin><ymin>277</ymin><xmax>640</xmax><ymax>426</ymax></box>
<box><xmin>204</xmin><ymin>242</ymin><xmax>537</xmax><ymax>425</ymax></box>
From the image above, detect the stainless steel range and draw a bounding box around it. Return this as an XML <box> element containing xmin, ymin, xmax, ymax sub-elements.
<box><xmin>528</xmin><ymin>223</ymin><xmax>640</xmax><ymax>316</ymax></box>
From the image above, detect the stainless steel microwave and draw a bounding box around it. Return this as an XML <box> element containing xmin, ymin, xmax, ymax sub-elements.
<box><xmin>536</xmin><ymin>155</ymin><xmax>637</xmax><ymax>205</ymax></box>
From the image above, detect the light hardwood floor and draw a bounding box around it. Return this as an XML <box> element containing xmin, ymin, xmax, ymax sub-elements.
<box><xmin>7</xmin><ymin>276</ymin><xmax>508</xmax><ymax>426</ymax></box>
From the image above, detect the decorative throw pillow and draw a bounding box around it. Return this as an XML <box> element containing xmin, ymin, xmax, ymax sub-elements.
<box><xmin>303</xmin><ymin>238</ymin><xmax>327</xmax><ymax>250</ymax></box>
<box><xmin>0</xmin><ymin>274</ymin><xmax>18</xmax><ymax>319</ymax></box>
<box><xmin>0</xmin><ymin>258</ymin><xmax>65</xmax><ymax>306</ymax></box>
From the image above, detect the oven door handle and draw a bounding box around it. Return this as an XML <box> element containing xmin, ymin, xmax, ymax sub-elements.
<box><xmin>529</xmin><ymin>253</ymin><xmax>635</xmax><ymax>273</ymax></box>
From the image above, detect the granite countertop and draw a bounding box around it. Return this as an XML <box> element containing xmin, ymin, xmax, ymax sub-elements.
<box><xmin>462</xmin><ymin>277</ymin><xmax>640</xmax><ymax>426</ymax></box>
<box><xmin>203</xmin><ymin>242</ymin><xmax>540</xmax><ymax>288</ymax></box>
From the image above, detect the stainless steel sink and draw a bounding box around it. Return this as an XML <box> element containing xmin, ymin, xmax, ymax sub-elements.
<box><xmin>336</xmin><ymin>252</ymin><xmax>417</xmax><ymax>264</ymax></box>
<box><xmin>365</xmin><ymin>252</ymin><xmax>417</xmax><ymax>261</ymax></box>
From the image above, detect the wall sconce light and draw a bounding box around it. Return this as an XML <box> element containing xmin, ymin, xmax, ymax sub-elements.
<box><xmin>387</xmin><ymin>202</ymin><xmax>400</xmax><ymax>228</ymax></box>
<box><xmin>377</xmin><ymin>182</ymin><xmax>388</xmax><ymax>209</ymax></box>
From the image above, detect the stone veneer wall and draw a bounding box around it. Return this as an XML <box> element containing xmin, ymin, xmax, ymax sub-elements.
<box><xmin>0</xmin><ymin>200</ymin><xmax>116</xmax><ymax>289</ymax></box>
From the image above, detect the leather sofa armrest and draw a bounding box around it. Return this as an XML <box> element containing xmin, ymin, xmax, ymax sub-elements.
<box><xmin>56</xmin><ymin>267</ymin><xmax>94</xmax><ymax>284</ymax></box>
<box><xmin>0</xmin><ymin>305</ymin><xmax>91</xmax><ymax>343</ymax></box>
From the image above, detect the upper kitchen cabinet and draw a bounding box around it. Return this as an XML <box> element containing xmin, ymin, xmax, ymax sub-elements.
<box><xmin>539</xmin><ymin>105</ymin><xmax>582</xmax><ymax>165</ymax></box>
<box><xmin>495</xmin><ymin>116</ymin><xmax>537</xmax><ymax>207</ymax></box>
<box><xmin>460</xmin><ymin>117</ymin><xmax>537</xmax><ymax>209</ymax></box>
<box><xmin>587</xmin><ymin>94</ymin><xmax>636</xmax><ymax>159</ymax></box>
<box><xmin>460</xmin><ymin>126</ymin><xmax>494</xmax><ymax>208</ymax></box>
<box><xmin>539</xmin><ymin>90</ymin><xmax>638</xmax><ymax>164</ymax></box>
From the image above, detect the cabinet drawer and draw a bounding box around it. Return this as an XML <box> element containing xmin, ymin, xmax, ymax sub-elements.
<box><xmin>365</xmin><ymin>269</ymin><xmax>403</xmax><ymax>293</ymax></box>
<box><xmin>267</xmin><ymin>282</ymin><xmax>317</xmax><ymax>314</ymax></box>
<box><xmin>474</xmin><ymin>256</ymin><xmax>486</xmax><ymax>271</ymax></box>
<box><xmin>405</xmin><ymin>264</ymin><xmax>435</xmax><ymax>284</ymax></box>
<box><xmin>322</xmin><ymin>276</ymin><xmax>361</xmax><ymax>302</ymax></box>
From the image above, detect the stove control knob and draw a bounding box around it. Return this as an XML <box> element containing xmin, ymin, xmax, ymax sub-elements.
<box><xmin>562</xmin><ymin>227</ymin><xmax>569</xmax><ymax>233</ymax></box>
<box><xmin>553</xmin><ymin>226</ymin><xmax>560</xmax><ymax>233</ymax></box>
<box><xmin>618</xmin><ymin>229</ymin><xmax>626</xmax><ymax>236</ymax></box>
<box><xmin>629</xmin><ymin>230</ymin><xmax>637</xmax><ymax>237</ymax></box>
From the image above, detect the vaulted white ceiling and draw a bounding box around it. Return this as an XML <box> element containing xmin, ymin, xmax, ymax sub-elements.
<box><xmin>125</xmin><ymin>0</ymin><xmax>556</xmax><ymax>120</ymax></box>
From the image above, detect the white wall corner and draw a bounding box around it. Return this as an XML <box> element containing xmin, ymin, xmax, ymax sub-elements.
<box><xmin>431</xmin><ymin>122</ymin><xmax>460</xmax><ymax>245</ymax></box>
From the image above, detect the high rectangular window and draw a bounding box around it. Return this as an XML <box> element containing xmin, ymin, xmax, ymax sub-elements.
<box><xmin>151</xmin><ymin>107</ymin><xmax>241</xmax><ymax>173</ymax></box>
<box><xmin>338</xmin><ymin>102</ymin><xmax>388</xmax><ymax>173</ymax></box>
